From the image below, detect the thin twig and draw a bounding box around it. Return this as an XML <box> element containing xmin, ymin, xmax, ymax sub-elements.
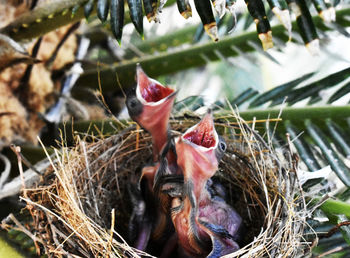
<box><xmin>320</xmin><ymin>221</ymin><xmax>350</xmax><ymax>239</ymax></box>
<box><xmin>0</xmin><ymin>154</ymin><xmax>11</xmax><ymax>189</ymax></box>
<box><xmin>136</xmin><ymin>124</ymin><xmax>140</xmax><ymax>151</ymax></box>
<box><xmin>107</xmin><ymin>208</ymin><xmax>115</xmax><ymax>257</ymax></box>
<box><xmin>316</xmin><ymin>246</ymin><xmax>344</xmax><ymax>257</ymax></box>
<box><xmin>4</xmin><ymin>213</ymin><xmax>44</xmax><ymax>245</ymax></box>
<box><xmin>9</xmin><ymin>144</ymin><xmax>43</xmax><ymax>175</ymax></box>
<box><xmin>81</xmin><ymin>141</ymin><xmax>100</xmax><ymax>217</ymax></box>
<box><xmin>10</xmin><ymin>144</ymin><xmax>28</xmax><ymax>198</ymax></box>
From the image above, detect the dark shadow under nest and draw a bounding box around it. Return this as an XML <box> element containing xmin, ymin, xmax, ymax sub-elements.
<box><xmin>10</xmin><ymin>113</ymin><xmax>309</xmax><ymax>257</ymax></box>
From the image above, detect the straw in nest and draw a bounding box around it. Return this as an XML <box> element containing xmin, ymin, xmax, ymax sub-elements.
<box><xmin>8</xmin><ymin>110</ymin><xmax>310</xmax><ymax>257</ymax></box>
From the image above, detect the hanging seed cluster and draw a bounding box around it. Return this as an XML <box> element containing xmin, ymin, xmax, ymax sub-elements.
<box><xmin>83</xmin><ymin>0</ymin><xmax>335</xmax><ymax>51</ymax></box>
<box><xmin>12</xmin><ymin>113</ymin><xmax>311</xmax><ymax>257</ymax></box>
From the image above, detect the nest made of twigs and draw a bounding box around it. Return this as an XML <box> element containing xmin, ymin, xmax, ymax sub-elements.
<box><xmin>18</xmin><ymin>111</ymin><xmax>309</xmax><ymax>257</ymax></box>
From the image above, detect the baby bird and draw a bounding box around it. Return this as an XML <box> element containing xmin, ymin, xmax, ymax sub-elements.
<box><xmin>169</xmin><ymin>110</ymin><xmax>242</xmax><ymax>257</ymax></box>
<box><xmin>126</xmin><ymin>64</ymin><xmax>176</xmax><ymax>162</ymax></box>
<box><xmin>126</xmin><ymin>65</ymin><xmax>177</xmax><ymax>250</ymax></box>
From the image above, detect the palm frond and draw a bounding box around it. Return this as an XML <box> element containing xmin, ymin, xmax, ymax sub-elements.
<box><xmin>74</xmin><ymin>7</ymin><xmax>350</xmax><ymax>90</ymax></box>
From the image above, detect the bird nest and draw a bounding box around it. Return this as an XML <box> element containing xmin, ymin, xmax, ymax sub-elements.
<box><xmin>17</xmin><ymin>111</ymin><xmax>309</xmax><ymax>257</ymax></box>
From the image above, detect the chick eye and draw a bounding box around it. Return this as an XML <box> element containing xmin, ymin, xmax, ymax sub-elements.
<box><xmin>219</xmin><ymin>141</ymin><xmax>226</xmax><ymax>152</ymax></box>
<box><xmin>129</xmin><ymin>98</ymin><xmax>138</xmax><ymax>108</ymax></box>
<box><xmin>126</xmin><ymin>95</ymin><xmax>143</xmax><ymax>117</ymax></box>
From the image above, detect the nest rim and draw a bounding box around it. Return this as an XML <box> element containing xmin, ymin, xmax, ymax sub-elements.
<box><xmin>19</xmin><ymin>112</ymin><xmax>308</xmax><ymax>257</ymax></box>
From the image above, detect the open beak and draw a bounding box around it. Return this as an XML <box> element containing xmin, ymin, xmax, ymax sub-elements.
<box><xmin>175</xmin><ymin>110</ymin><xmax>219</xmax><ymax>199</ymax></box>
<box><xmin>134</xmin><ymin>65</ymin><xmax>176</xmax><ymax>134</ymax></box>
<box><xmin>136</xmin><ymin>65</ymin><xmax>175</xmax><ymax>105</ymax></box>
<box><xmin>126</xmin><ymin>65</ymin><xmax>177</xmax><ymax>159</ymax></box>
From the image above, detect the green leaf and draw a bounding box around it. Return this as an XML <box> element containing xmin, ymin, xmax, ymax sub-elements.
<box><xmin>318</xmin><ymin>198</ymin><xmax>350</xmax><ymax>219</ymax></box>
<box><xmin>328</xmin><ymin>81</ymin><xmax>350</xmax><ymax>103</ymax></box>
<box><xmin>248</xmin><ymin>72</ymin><xmax>315</xmax><ymax>108</ymax></box>
<box><xmin>173</xmin><ymin>96</ymin><xmax>205</xmax><ymax>112</ymax></box>
<box><xmin>336</xmin><ymin>215</ymin><xmax>350</xmax><ymax>245</ymax></box>
<box><xmin>285</xmin><ymin>120</ymin><xmax>321</xmax><ymax>172</ymax></box>
<box><xmin>337</xmin><ymin>188</ymin><xmax>350</xmax><ymax>202</ymax></box>
<box><xmin>0</xmin><ymin>235</ymin><xmax>23</xmax><ymax>258</ymax></box>
<box><xmin>325</xmin><ymin>119</ymin><xmax>350</xmax><ymax>158</ymax></box>
<box><xmin>305</xmin><ymin>119</ymin><xmax>350</xmax><ymax>187</ymax></box>
<box><xmin>0</xmin><ymin>0</ymin><xmax>88</xmax><ymax>41</ymax></box>
<box><xmin>286</xmin><ymin>67</ymin><xmax>350</xmax><ymax>106</ymax></box>
<box><xmin>122</xmin><ymin>25</ymin><xmax>198</xmax><ymax>60</ymax></box>
<box><xmin>75</xmin><ymin>8</ymin><xmax>350</xmax><ymax>91</ymax></box>
<box><xmin>238</xmin><ymin>105</ymin><xmax>350</xmax><ymax>131</ymax></box>
<box><xmin>0</xmin><ymin>0</ymin><xmax>178</xmax><ymax>42</ymax></box>
<box><xmin>230</xmin><ymin>88</ymin><xmax>259</xmax><ymax>107</ymax></box>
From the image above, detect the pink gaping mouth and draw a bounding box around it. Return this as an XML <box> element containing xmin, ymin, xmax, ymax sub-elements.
<box><xmin>183</xmin><ymin>112</ymin><xmax>216</xmax><ymax>149</ymax></box>
<box><xmin>137</xmin><ymin>66</ymin><xmax>174</xmax><ymax>103</ymax></box>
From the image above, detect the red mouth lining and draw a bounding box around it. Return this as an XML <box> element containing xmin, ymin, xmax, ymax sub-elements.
<box><xmin>139</xmin><ymin>73</ymin><xmax>174</xmax><ymax>102</ymax></box>
<box><xmin>141</xmin><ymin>83</ymin><xmax>174</xmax><ymax>103</ymax></box>
<box><xmin>183</xmin><ymin>123</ymin><xmax>216</xmax><ymax>149</ymax></box>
